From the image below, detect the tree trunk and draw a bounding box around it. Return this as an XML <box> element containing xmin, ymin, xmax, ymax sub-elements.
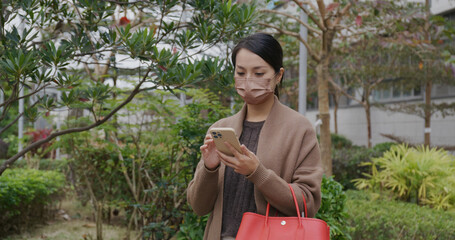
<box><xmin>96</xmin><ymin>202</ymin><xmax>103</xmax><ymax>240</ymax></box>
<box><xmin>424</xmin><ymin>80</ymin><xmax>432</xmax><ymax>146</ymax></box>
<box><xmin>333</xmin><ymin>92</ymin><xmax>340</xmax><ymax>134</ymax></box>
<box><xmin>365</xmin><ymin>102</ymin><xmax>372</xmax><ymax>148</ymax></box>
<box><xmin>424</xmin><ymin>0</ymin><xmax>432</xmax><ymax>147</ymax></box>
<box><xmin>317</xmin><ymin>57</ymin><xmax>332</xmax><ymax>176</ymax></box>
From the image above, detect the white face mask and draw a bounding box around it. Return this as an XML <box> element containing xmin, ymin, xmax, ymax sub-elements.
<box><xmin>234</xmin><ymin>76</ymin><xmax>275</xmax><ymax>105</ymax></box>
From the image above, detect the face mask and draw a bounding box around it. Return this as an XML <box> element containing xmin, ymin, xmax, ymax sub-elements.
<box><xmin>234</xmin><ymin>76</ymin><xmax>275</xmax><ymax>105</ymax></box>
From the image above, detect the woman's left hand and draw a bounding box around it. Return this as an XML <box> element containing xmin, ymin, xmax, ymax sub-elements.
<box><xmin>217</xmin><ymin>142</ymin><xmax>259</xmax><ymax>176</ymax></box>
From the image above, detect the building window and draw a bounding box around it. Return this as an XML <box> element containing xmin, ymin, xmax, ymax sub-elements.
<box><xmin>373</xmin><ymin>83</ymin><xmax>422</xmax><ymax>102</ymax></box>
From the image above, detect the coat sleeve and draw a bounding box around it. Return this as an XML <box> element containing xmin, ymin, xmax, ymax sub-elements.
<box><xmin>186</xmin><ymin>125</ymin><xmax>223</xmax><ymax>216</ymax></box>
<box><xmin>247</xmin><ymin>122</ymin><xmax>323</xmax><ymax>218</ymax></box>
<box><xmin>186</xmin><ymin>158</ymin><xmax>220</xmax><ymax>216</ymax></box>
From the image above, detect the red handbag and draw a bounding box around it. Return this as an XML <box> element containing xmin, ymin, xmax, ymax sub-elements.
<box><xmin>236</xmin><ymin>184</ymin><xmax>330</xmax><ymax>240</ymax></box>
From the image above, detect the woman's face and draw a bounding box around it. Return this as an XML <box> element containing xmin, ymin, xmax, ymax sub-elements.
<box><xmin>234</xmin><ymin>48</ymin><xmax>282</xmax><ymax>89</ymax></box>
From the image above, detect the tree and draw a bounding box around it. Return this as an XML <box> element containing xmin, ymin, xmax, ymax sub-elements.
<box><xmin>260</xmin><ymin>0</ymin><xmax>408</xmax><ymax>175</ymax></box>
<box><xmin>259</xmin><ymin>0</ymin><xmax>451</xmax><ymax>171</ymax></box>
<box><xmin>330</xmin><ymin>36</ymin><xmax>402</xmax><ymax>148</ymax></box>
<box><xmin>0</xmin><ymin>0</ymin><xmax>257</xmax><ymax>176</ymax></box>
<box><xmin>373</xmin><ymin>0</ymin><xmax>455</xmax><ymax>146</ymax></box>
<box><xmin>260</xmin><ymin>0</ymin><xmax>355</xmax><ymax>176</ymax></box>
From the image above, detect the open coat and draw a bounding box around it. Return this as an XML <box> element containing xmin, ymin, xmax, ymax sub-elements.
<box><xmin>187</xmin><ymin>97</ymin><xmax>323</xmax><ymax>240</ymax></box>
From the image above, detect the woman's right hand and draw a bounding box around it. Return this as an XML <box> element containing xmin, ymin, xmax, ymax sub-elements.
<box><xmin>200</xmin><ymin>134</ymin><xmax>221</xmax><ymax>170</ymax></box>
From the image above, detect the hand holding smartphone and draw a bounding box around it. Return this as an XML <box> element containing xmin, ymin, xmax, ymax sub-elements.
<box><xmin>209</xmin><ymin>127</ymin><xmax>242</xmax><ymax>156</ymax></box>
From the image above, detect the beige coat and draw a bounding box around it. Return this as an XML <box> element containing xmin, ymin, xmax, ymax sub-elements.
<box><xmin>187</xmin><ymin>96</ymin><xmax>323</xmax><ymax>240</ymax></box>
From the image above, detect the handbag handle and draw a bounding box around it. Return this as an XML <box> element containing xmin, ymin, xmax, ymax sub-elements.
<box><xmin>264</xmin><ymin>184</ymin><xmax>308</xmax><ymax>226</ymax></box>
<box><xmin>301</xmin><ymin>187</ymin><xmax>308</xmax><ymax>218</ymax></box>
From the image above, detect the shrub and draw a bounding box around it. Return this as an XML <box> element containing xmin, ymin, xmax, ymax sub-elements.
<box><xmin>0</xmin><ymin>168</ymin><xmax>65</xmax><ymax>235</ymax></box>
<box><xmin>56</xmin><ymin>88</ymin><xmax>232</xmax><ymax>239</ymax></box>
<box><xmin>346</xmin><ymin>190</ymin><xmax>455</xmax><ymax>240</ymax></box>
<box><xmin>331</xmin><ymin>133</ymin><xmax>353</xmax><ymax>149</ymax></box>
<box><xmin>316</xmin><ymin>176</ymin><xmax>351</xmax><ymax>240</ymax></box>
<box><xmin>332</xmin><ymin>142</ymin><xmax>397</xmax><ymax>190</ymax></box>
<box><xmin>332</xmin><ymin>146</ymin><xmax>379</xmax><ymax>190</ymax></box>
<box><xmin>25</xmin><ymin>128</ymin><xmax>55</xmax><ymax>158</ymax></box>
<box><xmin>372</xmin><ymin>142</ymin><xmax>397</xmax><ymax>153</ymax></box>
<box><xmin>353</xmin><ymin>144</ymin><xmax>455</xmax><ymax>210</ymax></box>
<box><xmin>177</xmin><ymin>212</ymin><xmax>208</xmax><ymax>240</ymax></box>
<box><xmin>317</xmin><ymin>133</ymin><xmax>353</xmax><ymax>150</ymax></box>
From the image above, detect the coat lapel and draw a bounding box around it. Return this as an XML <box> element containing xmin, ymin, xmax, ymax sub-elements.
<box><xmin>230</xmin><ymin>104</ymin><xmax>247</xmax><ymax>139</ymax></box>
<box><xmin>256</xmin><ymin>96</ymin><xmax>283</xmax><ymax>168</ymax></box>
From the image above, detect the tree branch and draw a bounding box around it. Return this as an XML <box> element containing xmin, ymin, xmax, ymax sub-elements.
<box><xmin>328</xmin><ymin>77</ymin><xmax>364</xmax><ymax>106</ymax></box>
<box><xmin>292</xmin><ymin>0</ymin><xmax>326</xmax><ymax>31</ymax></box>
<box><xmin>0</xmin><ymin>100</ymin><xmax>40</xmax><ymax>136</ymax></box>
<box><xmin>333</xmin><ymin>3</ymin><xmax>352</xmax><ymax>27</ymax></box>
<box><xmin>0</xmin><ymin>83</ymin><xmax>51</xmax><ymax>110</ymax></box>
<box><xmin>84</xmin><ymin>63</ymin><xmax>97</xmax><ymax>82</ymax></box>
<box><xmin>112</xmin><ymin>135</ymin><xmax>140</xmax><ymax>203</ymax></box>
<box><xmin>0</xmin><ymin>69</ymin><xmax>152</xmax><ymax>175</ymax></box>
<box><xmin>315</xmin><ymin>0</ymin><xmax>327</xmax><ymax>30</ymax></box>
<box><xmin>260</xmin><ymin>9</ymin><xmax>322</xmax><ymax>35</ymax></box>
<box><xmin>259</xmin><ymin>22</ymin><xmax>321</xmax><ymax>62</ymax></box>
<box><xmin>72</xmin><ymin>49</ymin><xmax>115</xmax><ymax>57</ymax></box>
<box><xmin>0</xmin><ymin>81</ymin><xmax>19</xmax><ymax>122</ymax></box>
<box><xmin>370</xmin><ymin>77</ymin><xmax>385</xmax><ymax>89</ymax></box>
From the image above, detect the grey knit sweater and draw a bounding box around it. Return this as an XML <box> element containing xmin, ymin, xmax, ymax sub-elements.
<box><xmin>221</xmin><ymin>120</ymin><xmax>264</xmax><ymax>237</ymax></box>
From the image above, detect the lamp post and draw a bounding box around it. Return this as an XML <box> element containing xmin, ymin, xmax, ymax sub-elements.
<box><xmin>18</xmin><ymin>87</ymin><xmax>24</xmax><ymax>160</ymax></box>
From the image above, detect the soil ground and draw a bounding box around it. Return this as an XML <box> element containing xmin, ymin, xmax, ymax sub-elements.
<box><xmin>2</xmin><ymin>197</ymin><xmax>139</xmax><ymax>240</ymax></box>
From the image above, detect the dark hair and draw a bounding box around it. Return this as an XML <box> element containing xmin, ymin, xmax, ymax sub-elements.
<box><xmin>231</xmin><ymin>33</ymin><xmax>284</xmax><ymax>97</ymax></box>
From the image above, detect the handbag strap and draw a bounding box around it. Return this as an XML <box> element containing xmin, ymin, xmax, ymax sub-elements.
<box><xmin>302</xmin><ymin>189</ymin><xmax>308</xmax><ymax>218</ymax></box>
<box><xmin>288</xmin><ymin>184</ymin><xmax>303</xmax><ymax>227</ymax></box>
<box><xmin>264</xmin><ymin>184</ymin><xmax>305</xmax><ymax>227</ymax></box>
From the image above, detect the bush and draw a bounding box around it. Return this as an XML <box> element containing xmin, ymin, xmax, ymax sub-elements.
<box><xmin>346</xmin><ymin>190</ymin><xmax>455</xmax><ymax>240</ymax></box>
<box><xmin>371</xmin><ymin>142</ymin><xmax>397</xmax><ymax>153</ymax></box>
<box><xmin>317</xmin><ymin>133</ymin><xmax>353</xmax><ymax>150</ymax></box>
<box><xmin>332</xmin><ymin>146</ymin><xmax>379</xmax><ymax>190</ymax></box>
<box><xmin>332</xmin><ymin>142</ymin><xmax>396</xmax><ymax>190</ymax></box>
<box><xmin>353</xmin><ymin>144</ymin><xmax>455</xmax><ymax>210</ymax></box>
<box><xmin>6</xmin><ymin>158</ymin><xmax>69</xmax><ymax>173</ymax></box>
<box><xmin>177</xmin><ymin>212</ymin><xmax>208</xmax><ymax>240</ymax></box>
<box><xmin>331</xmin><ymin>133</ymin><xmax>353</xmax><ymax>149</ymax></box>
<box><xmin>0</xmin><ymin>168</ymin><xmax>65</xmax><ymax>235</ymax></box>
<box><xmin>316</xmin><ymin>176</ymin><xmax>351</xmax><ymax>240</ymax></box>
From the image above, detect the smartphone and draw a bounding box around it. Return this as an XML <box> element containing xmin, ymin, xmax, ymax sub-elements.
<box><xmin>209</xmin><ymin>127</ymin><xmax>242</xmax><ymax>156</ymax></box>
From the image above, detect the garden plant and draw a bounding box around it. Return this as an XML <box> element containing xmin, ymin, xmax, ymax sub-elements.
<box><xmin>354</xmin><ymin>144</ymin><xmax>455</xmax><ymax>210</ymax></box>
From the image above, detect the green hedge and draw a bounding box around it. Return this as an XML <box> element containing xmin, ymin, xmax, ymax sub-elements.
<box><xmin>346</xmin><ymin>190</ymin><xmax>455</xmax><ymax>240</ymax></box>
<box><xmin>0</xmin><ymin>168</ymin><xmax>65</xmax><ymax>235</ymax></box>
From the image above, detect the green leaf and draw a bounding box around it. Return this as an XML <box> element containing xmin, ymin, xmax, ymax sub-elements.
<box><xmin>24</xmin><ymin>105</ymin><xmax>40</xmax><ymax>122</ymax></box>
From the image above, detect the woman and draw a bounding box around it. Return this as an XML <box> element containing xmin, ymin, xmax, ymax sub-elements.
<box><xmin>187</xmin><ymin>33</ymin><xmax>323</xmax><ymax>240</ymax></box>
